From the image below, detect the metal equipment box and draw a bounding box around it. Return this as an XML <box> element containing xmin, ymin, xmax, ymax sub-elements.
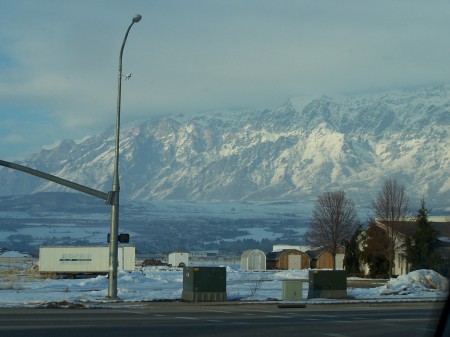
<box><xmin>282</xmin><ymin>280</ymin><xmax>303</xmax><ymax>301</ymax></box>
<box><xmin>308</xmin><ymin>270</ymin><xmax>347</xmax><ymax>299</ymax></box>
<box><xmin>181</xmin><ymin>266</ymin><xmax>227</xmax><ymax>302</ymax></box>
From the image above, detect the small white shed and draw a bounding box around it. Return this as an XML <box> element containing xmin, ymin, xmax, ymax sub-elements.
<box><xmin>168</xmin><ymin>252</ymin><xmax>189</xmax><ymax>267</ymax></box>
<box><xmin>240</xmin><ymin>249</ymin><xmax>266</xmax><ymax>271</ymax></box>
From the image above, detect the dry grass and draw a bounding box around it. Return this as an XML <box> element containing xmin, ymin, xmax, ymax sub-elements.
<box><xmin>0</xmin><ymin>261</ymin><xmax>43</xmax><ymax>290</ymax></box>
<box><xmin>0</xmin><ymin>268</ymin><xmax>22</xmax><ymax>290</ymax></box>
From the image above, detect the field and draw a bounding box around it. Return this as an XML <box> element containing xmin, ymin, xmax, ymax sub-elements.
<box><xmin>0</xmin><ymin>252</ymin><xmax>448</xmax><ymax>308</ymax></box>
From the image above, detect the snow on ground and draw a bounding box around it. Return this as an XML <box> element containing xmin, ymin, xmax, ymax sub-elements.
<box><xmin>0</xmin><ymin>265</ymin><xmax>447</xmax><ymax>308</ymax></box>
<box><xmin>0</xmin><ymin>251</ymin><xmax>31</xmax><ymax>258</ymax></box>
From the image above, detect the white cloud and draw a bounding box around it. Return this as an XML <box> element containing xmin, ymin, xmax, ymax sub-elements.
<box><xmin>1</xmin><ymin>0</ymin><xmax>450</xmax><ymax>160</ymax></box>
<box><xmin>1</xmin><ymin>134</ymin><xmax>26</xmax><ymax>144</ymax></box>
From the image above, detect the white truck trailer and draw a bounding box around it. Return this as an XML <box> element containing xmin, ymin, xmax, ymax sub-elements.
<box><xmin>39</xmin><ymin>246</ymin><xmax>135</xmax><ymax>276</ymax></box>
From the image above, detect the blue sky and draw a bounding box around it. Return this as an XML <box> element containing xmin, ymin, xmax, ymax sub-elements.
<box><xmin>1</xmin><ymin>0</ymin><xmax>450</xmax><ymax>160</ymax></box>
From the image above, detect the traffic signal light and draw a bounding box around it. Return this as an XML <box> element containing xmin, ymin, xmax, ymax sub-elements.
<box><xmin>118</xmin><ymin>233</ymin><xmax>130</xmax><ymax>243</ymax></box>
<box><xmin>107</xmin><ymin>233</ymin><xmax>130</xmax><ymax>243</ymax></box>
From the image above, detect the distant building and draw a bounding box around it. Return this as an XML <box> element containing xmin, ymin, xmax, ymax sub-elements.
<box><xmin>273</xmin><ymin>244</ymin><xmax>301</xmax><ymax>252</ymax></box>
<box><xmin>190</xmin><ymin>250</ymin><xmax>219</xmax><ymax>258</ymax></box>
<box><xmin>273</xmin><ymin>244</ymin><xmax>312</xmax><ymax>252</ymax></box>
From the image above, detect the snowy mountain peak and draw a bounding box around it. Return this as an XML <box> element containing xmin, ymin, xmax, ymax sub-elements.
<box><xmin>1</xmin><ymin>85</ymin><xmax>449</xmax><ymax>210</ymax></box>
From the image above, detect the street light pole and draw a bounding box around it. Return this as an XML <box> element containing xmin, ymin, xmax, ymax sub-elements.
<box><xmin>108</xmin><ymin>14</ymin><xmax>142</xmax><ymax>299</ymax></box>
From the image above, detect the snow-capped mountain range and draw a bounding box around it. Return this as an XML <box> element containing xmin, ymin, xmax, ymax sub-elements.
<box><xmin>2</xmin><ymin>85</ymin><xmax>450</xmax><ymax>211</ymax></box>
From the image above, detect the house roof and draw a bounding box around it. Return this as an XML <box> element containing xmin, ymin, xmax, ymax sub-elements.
<box><xmin>241</xmin><ymin>249</ymin><xmax>265</xmax><ymax>259</ymax></box>
<box><xmin>377</xmin><ymin>220</ymin><xmax>450</xmax><ymax>239</ymax></box>
<box><xmin>306</xmin><ymin>248</ymin><xmax>323</xmax><ymax>259</ymax></box>
<box><xmin>432</xmin><ymin>222</ymin><xmax>450</xmax><ymax>238</ymax></box>
<box><xmin>306</xmin><ymin>246</ymin><xmax>345</xmax><ymax>259</ymax></box>
<box><xmin>266</xmin><ymin>249</ymin><xmax>309</xmax><ymax>261</ymax></box>
<box><xmin>266</xmin><ymin>250</ymin><xmax>288</xmax><ymax>261</ymax></box>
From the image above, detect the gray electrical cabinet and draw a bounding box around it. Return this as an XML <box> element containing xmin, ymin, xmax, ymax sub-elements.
<box><xmin>282</xmin><ymin>280</ymin><xmax>303</xmax><ymax>301</ymax></box>
<box><xmin>308</xmin><ymin>270</ymin><xmax>347</xmax><ymax>299</ymax></box>
<box><xmin>181</xmin><ymin>266</ymin><xmax>227</xmax><ymax>302</ymax></box>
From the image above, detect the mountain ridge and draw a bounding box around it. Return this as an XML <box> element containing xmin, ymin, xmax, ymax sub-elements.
<box><xmin>1</xmin><ymin>85</ymin><xmax>449</xmax><ymax>210</ymax></box>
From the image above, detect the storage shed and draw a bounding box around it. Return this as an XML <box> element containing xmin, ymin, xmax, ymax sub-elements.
<box><xmin>240</xmin><ymin>249</ymin><xmax>266</xmax><ymax>271</ymax></box>
<box><xmin>307</xmin><ymin>247</ymin><xmax>345</xmax><ymax>270</ymax></box>
<box><xmin>266</xmin><ymin>249</ymin><xmax>311</xmax><ymax>270</ymax></box>
<box><xmin>168</xmin><ymin>252</ymin><xmax>189</xmax><ymax>267</ymax></box>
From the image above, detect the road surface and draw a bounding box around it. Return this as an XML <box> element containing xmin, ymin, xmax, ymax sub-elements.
<box><xmin>0</xmin><ymin>302</ymin><xmax>443</xmax><ymax>337</ymax></box>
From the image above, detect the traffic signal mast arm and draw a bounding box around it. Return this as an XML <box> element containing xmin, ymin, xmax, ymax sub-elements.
<box><xmin>0</xmin><ymin>159</ymin><xmax>112</xmax><ymax>203</ymax></box>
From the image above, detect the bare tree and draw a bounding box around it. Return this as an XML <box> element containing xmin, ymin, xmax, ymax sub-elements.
<box><xmin>305</xmin><ymin>190</ymin><xmax>359</xmax><ymax>270</ymax></box>
<box><xmin>372</xmin><ymin>178</ymin><xmax>409</xmax><ymax>278</ymax></box>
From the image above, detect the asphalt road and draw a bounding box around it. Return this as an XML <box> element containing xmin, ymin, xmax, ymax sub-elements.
<box><xmin>0</xmin><ymin>302</ymin><xmax>444</xmax><ymax>337</ymax></box>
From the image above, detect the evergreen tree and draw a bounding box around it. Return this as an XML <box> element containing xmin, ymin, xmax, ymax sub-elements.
<box><xmin>405</xmin><ymin>199</ymin><xmax>442</xmax><ymax>271</ymax></box>
<box><xmin>361</xmin><ymin>220</ymin><xmax>390</xmax><ymax>278</ymax></box>
<box><xmin>343</xmin><ymin>226</ymin><xmax>362</xmax><ymax>276</ymax></box>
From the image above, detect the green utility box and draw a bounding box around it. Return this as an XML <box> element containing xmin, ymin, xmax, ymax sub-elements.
<box><xmin>282</xmin><ymin>280</ymin><xmax>303</xmax><ymax>301</ymax></box>
<box><xmin>181</xmin><ymin>266</ymin><xmax>227</xmax><ymax>302</ymax></box>
<box><xmin>308</xmin><ymin>270</ymin><xmax>347</xmax><ymax>299</ymax></box>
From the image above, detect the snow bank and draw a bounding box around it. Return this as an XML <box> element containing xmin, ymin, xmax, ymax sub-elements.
<box><xmin>380</xmin><ymin>269</ymin><xmax>449</xmax><ymax>295</ymax></box>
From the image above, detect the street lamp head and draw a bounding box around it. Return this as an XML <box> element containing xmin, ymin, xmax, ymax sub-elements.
<box><xmin>132</xmin><ymin>14</ymin><xmax>142</xmax><ymax>23</ymax></box>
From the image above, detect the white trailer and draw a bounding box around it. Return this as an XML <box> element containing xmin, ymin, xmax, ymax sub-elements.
<box><xmin>39</xmin><ymin>246</ymin><xmax>135</xmax><ymax>275</ymax></box>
